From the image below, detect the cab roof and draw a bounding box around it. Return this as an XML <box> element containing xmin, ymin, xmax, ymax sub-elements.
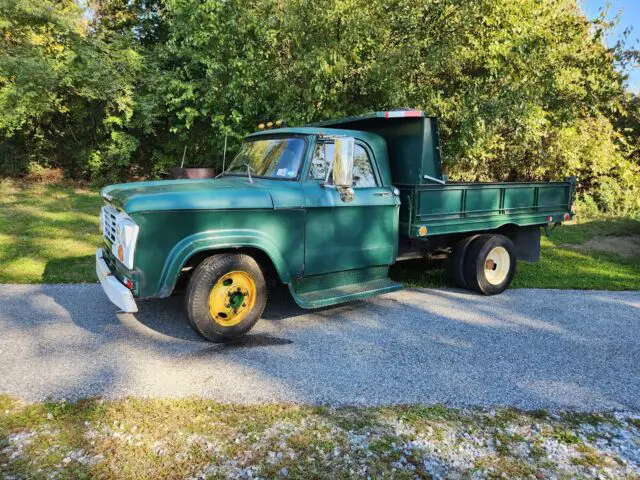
<box><xmin>246</xmin><ymin>125</ymin><xmax>384</xmax><ymax>144</ymax></box>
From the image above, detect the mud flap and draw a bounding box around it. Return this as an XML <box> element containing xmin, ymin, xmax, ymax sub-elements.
<box><xmin>510</xmin><ymin>226</ymin><xmax>541</xmax><ymax>262</ymax></box>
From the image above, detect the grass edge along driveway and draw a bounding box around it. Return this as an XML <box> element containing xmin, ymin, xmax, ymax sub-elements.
<box><xmin>1</xmin><ymin>178</ymin><xmax>639</xmax><ymax>289</ymax></box>
<box><xmin>1</xmin><ymin>395</ymin><xmax>639</xmax><ymax>479</ymax></box>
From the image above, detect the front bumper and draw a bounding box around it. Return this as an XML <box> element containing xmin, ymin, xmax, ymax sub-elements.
<box><xmin>96</xmin><ymin>248</ymin><xmax>138</xmax><ymax>313</ymax></box>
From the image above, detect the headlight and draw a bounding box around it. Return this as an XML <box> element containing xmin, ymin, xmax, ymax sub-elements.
<box><xmin>111</xmin><ymin>212</ymin><xmax>139</xmax><ymax>270</ymax></box>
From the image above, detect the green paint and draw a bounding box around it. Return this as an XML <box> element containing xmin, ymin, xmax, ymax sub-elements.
<box><xmin>400</xmin><ymin>180</ymin><xmax>574</xmax><ymax>237</ymax></box>
<box><xmin>229</xmin><ymin>291</ymin><xmax>244</xmax><ymax>309</ymax></box>
<box><xmin>290</xmin><ymin>266</ymin><xmax>402</xmax><ymax>308</ymax></box>
<box><xmin>133</xmin><ymin>207</ymin><xmax>304</xmax><ymax>298</ymax></box>
<box><xmin>311</xmin><ymin>113</ymin><xmax>443</xmax><ymax>184</ymax></box>
<box><xmin>300</xmin><ymin>134</ymin><xmax>399</xmax><ymax>276</ymax></box>
<box><xmin>99</xmin><ymin>112</ymin><xmax>575</xmax><ymax>307</ymax></box>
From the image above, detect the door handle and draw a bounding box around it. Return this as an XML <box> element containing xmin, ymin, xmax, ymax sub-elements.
<box><xmin>374</xmin><ymin>191</ymin><xmax>392</xmax><ymax>196</ymax></box>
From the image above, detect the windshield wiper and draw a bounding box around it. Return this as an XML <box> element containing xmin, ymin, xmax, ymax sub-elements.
<box><xmin>244</xmin><ymin>163</ymin><xmax>254</xmax><ymax>184</ymax></box>
<box><xmin>215</xmin><ymin>133</ymin><xmax>229</xmax><ymax>179</ymax></box>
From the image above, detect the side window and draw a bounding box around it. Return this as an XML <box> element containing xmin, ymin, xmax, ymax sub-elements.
<box><xmin>308</xmin><ymin>142</ymin><xmax>377</xmax><ymax>188</ymax></box>
<box><xmin>352</xmin><ymin>144</ymin><xmax>376</xmax><ymax>188</ymax></box>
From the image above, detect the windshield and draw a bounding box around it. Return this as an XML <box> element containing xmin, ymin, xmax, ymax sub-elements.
<box><xmin>225</xmin><ymin>137</ymin><xmax>306</xmax><ymax>180</ymax></box>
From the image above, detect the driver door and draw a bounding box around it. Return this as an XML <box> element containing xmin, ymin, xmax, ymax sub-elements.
<box><xmin>302</xmin><ymin>138</ymin><xmax>399</xmax><ymax>276</ymax></box>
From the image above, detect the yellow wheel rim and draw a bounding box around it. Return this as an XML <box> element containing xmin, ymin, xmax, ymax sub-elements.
<box><xmin>208</xmin><ymin>271</ymin><xmax>257</xmax><ymax>327</ymax></box>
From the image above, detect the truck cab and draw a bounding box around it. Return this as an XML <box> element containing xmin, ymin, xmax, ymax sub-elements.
<box><xmin>96</xmin><ymin>110</ymin><xmax>574</xmax><ymax>342</ymax></box>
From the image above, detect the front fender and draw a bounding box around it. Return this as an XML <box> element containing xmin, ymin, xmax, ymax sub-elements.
<box><xmin>156</xmin><ymin>229</ymin><xmax>294</xmax><ymax>297</ymax></box>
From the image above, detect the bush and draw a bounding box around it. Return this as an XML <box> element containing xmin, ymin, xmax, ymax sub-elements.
<box><xmin>593</xmin><ymin>176</ymin><xmax>640</xmax><ymax>217</ymax></box>
<box><xmin>0</xmin><ymin>0</ymin><xmax>638</xmax><ymax>217</ymax></box>
<box><xmin>24</xmin><ymin>162</ymin><xmax>65</xmax><ymax>183</ymax></box>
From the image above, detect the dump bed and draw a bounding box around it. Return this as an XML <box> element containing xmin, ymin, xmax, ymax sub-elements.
<box><xmin>397</xmin><ymin>180</ymin><xmax>575</xmax><ymax>238</ymax></box>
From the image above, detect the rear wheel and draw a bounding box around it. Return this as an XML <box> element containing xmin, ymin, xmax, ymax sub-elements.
<box><xmin>463</xmin><ymin>234</ymin><xmax>516</xmax><ymax>295</ymax></box>
<box><xmin>186</xmin><ymin>253</ymin><xmax>267</xmax><ymax>342</ymax></box>
<box><xmin>447</xmin><ymin>234</ymin><xmax>482</xmax><ymax>288</ymax></box>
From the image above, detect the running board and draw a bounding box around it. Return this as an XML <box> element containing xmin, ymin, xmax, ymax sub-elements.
<box><xmin>289</xmin><ymin>267</ymin><xmax>403</xmax><ymax>309</ymax></box>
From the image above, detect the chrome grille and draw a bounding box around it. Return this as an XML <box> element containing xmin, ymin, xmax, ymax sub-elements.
<box><xmin>102</xmin><ymin>203</ymin><xmax>119</xmax><ymax>244</ymax></box>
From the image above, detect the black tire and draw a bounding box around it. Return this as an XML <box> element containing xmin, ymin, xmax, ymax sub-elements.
<box><xmin>447</xmin><ymin>234</ymin><xmax>482</xmax><ymax>288</ymax></box>
<box><xmin>185</xmin><ymin>253</ymin><xmax>267</xmax><ymax>342</ymax></box>
<box><xmin>463</xmin><ymin>234</ymin><xmax>516</xmax><ymax>295</ymax></box>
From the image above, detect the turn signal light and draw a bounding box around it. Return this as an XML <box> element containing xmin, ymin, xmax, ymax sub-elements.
<box><xmin>563</xmin><ymin>213</ymin><xmax>571</xmax><ymax>221</ymax></box>
<box><xmin>118</xmin><ymin>245</ymin><xmax>124</xmax><ymax>261</ymax></box>
<box><xmin>124</xmin><ymin>278</ymin><xmax>133</xmax><ymax>290</ymax></box>
<box><xmin>418</xmin><ymin>226</ymin><xmax>428</xmax><ymax>237</ymax></box>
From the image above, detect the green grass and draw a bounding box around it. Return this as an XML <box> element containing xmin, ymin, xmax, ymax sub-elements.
<box><xmin>391</xmin><ymin>217</ymin><xmax>640</xmax><ymax>291</ymax></box>
<box><xmin>1</xmin><ymin>179</ymin><xmax>639</xmax><ymax>290</ymax></box>
<box><xmin>0</xmin><ymin>396</ymin><xmax>636</xmax><ymax>479</ymax></box>
<box><xmin>0</xmin><ymin>179</ymin><xmax>102</xmax><ymax>283</ymax></box>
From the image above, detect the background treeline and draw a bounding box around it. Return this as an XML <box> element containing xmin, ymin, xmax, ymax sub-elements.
<box><xmin>1</xmin><ymin>0</ymin><xmax>639</xmax><ymax>215</ymax></box>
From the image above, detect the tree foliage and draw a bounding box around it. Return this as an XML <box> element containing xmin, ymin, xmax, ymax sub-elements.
<box><xmin>1</xmin><ymin>0</ymin><xmax>638</xmax><ymax>214</ymax></box>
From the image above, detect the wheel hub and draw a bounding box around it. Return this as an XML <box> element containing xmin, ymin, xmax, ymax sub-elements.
<box><xmin>484</xmin><ymin>246</ymin><xmax>510</xmax><ymax>285</ymax></box>
<box><xmin>227</xmin><ymin>287</ymin><xmax>248</xmax><ymax>310</ymax></box>
<box><xmin>208</xmin><ymin>271</ymin><xmax>256</xmax><ymax>326</ymax></box>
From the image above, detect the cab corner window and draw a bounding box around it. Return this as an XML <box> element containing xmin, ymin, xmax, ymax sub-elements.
<box><xmin>308</xmin><ymin>142</ymin><xmax>377</xmax><ymax>188</ymax></box>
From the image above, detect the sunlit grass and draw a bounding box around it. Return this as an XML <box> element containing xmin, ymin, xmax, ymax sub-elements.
<box><xmin>0</xmin><ymin>179</ymin><xmax>101</xmax><ymax>283</ymax></box>
<box><xmin>513</xmin><ymin>237</ymin><xmax>640</xmax><ymax>290</ymax></box>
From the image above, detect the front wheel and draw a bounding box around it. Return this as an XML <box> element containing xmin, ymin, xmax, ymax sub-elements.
<box><xmin>186</xmin><ymin>253</ymin><xmax>267</xmax><ymax>342</ymax></box>
<box><xmin>463</xmin><ymin>234</ymin><xmax>516</xmax><ymax>295</ymax></box>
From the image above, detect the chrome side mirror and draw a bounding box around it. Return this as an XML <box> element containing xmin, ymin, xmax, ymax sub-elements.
<box><xmin>331</xmin><ymin>137</ymin><xmax>354</xmax><ymax>188</ymax></box>
<box><xmin>331</xmin><ymin>137</ymin><xmax>355</xmax><ymax>203</ymax></box>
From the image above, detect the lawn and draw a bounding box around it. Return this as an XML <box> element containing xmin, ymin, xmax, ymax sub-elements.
<box><xmin>1</xmin><ymin>178</ymin><xmax>639</xmax><ymax>289</ymax></box>
<box><xmin>0</xmin><ymin>179</ymin><xmax>102</xmax><ymax>283</ymax></box>
<box><xmin>1</xmin><ymin>395</ymin><xmax>638</xmax><ymax>479</ymax></box>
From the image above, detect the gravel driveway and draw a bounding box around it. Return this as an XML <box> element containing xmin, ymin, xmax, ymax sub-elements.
<box><xmin>0</xmin><ymin>284</ymin><xmax>638</xmax><ymax>410</ymax></box>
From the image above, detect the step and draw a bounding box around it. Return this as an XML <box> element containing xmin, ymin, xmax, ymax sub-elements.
<box><xmin>291</xmin><ymin>277</ymin><xmax>403</xmax><ymax>309</ymax></box>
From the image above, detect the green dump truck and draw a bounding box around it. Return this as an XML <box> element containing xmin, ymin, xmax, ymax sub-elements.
<box><xmin>96</xmin><ymin>110</ymin><xmax>575</xmax><ymax>342</ymax></box>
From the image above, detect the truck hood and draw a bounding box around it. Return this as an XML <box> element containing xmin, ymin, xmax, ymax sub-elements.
<box><xmin>101</xmin><ymin>177</ymin><xmax>277</xmax><ymax>214</ymax></box>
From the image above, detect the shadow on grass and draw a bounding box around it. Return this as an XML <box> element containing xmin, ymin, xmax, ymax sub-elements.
<box><xmin>42</xmin><ymin>256</ymin><xmax>96</xmax><ymax>284</ymax></box>
<box><xmin>390</xmin><ymin>258</ymin><xmax>451</xmax><ymax>289</ymax></box>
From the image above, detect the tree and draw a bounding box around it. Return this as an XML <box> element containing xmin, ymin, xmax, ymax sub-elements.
<box><xmin>0</xmin><ymin>0</ymin><xmax>140</xmax><ymax>178</ymax></box>
<box><xmin>1</xmin><ymin>0</ymin><xmax>638</xmax><ymax>214</ymax></box>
